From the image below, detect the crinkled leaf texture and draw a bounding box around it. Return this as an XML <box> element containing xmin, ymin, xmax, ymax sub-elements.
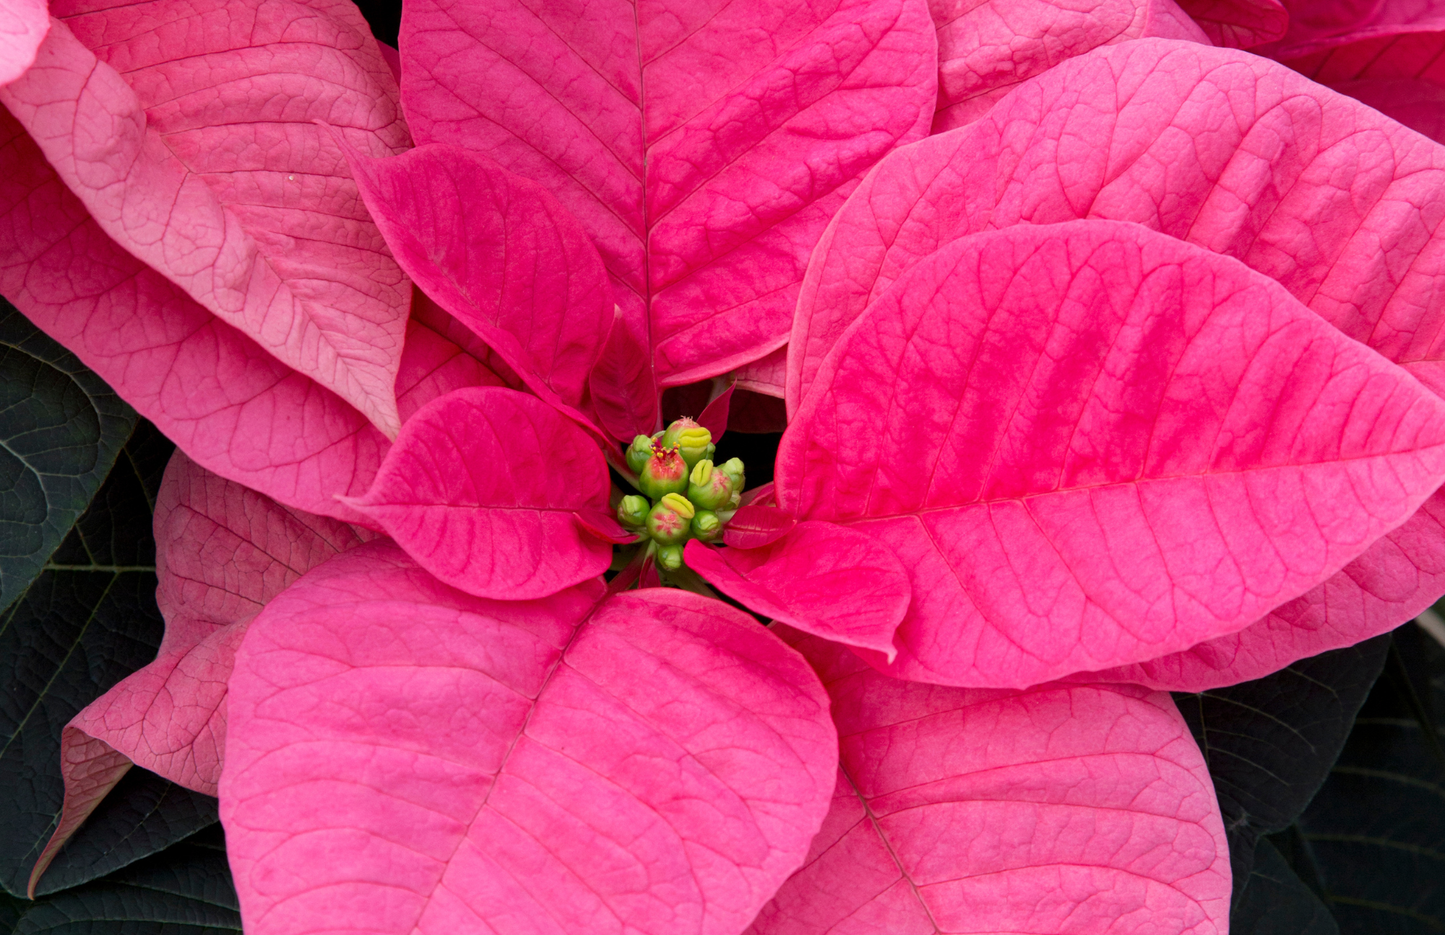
<box><xmin>747</xmin><ymin>630</ymin><xmax>1231</xmax><ymax>935</ymax></box>
<box><xmin>0</xmin><ymin>108</ymin><xmax>390</xmax><ymax>521</ymax></box>
<box><xmin>0</xmin><ymin>0</ymin><xmax>44</xmax><ymax>85</ymax></box>
<box><xmin>1282</xmin><ymin>30</ymin><xmax>1445</xmax><ymax>144</ymax></box>
<box><xmin>778</xmin><ymin>220</ymin><xmax>1445</xmax><ymax>689</ymax></box>
<box><xmin>30</xmin><ymin>451</ymin><xmax>372</xmax><ymax>895</ymax></box>
<box><xmin>686</xmin><ymin>522</ymin><xmax>909</xmax><ymax>656</ymax></box>
<box><xmin>346</xmin><ymin>386</ymin><xmax>613</xmax><ymax>600</ymax></box>
<box><xmin>1174</xmin><ymin>0</ymin><xmax>1287</xmax><ymax>46</ymax></box>
<box><xmin>344</xmin><ymin>142</ymin><xmax>611</xmax><ymax>420</ymax></box>
<box><xmin>0</xmin><ymin>0</ymin><xmax>414</xmax><ymax>435</ymax></box>
<box><xmin>220</xmin><ymin>541</ymin><xmax>837</xmax><ymax>935</ymax></box>
<box><xmin>399</xmin><ymin>0</ymin><xmax>938</xmax><ymax>435</ymax></box>
<box><xmin>792</xmin><ymin>38</ymin><xmax>1445</xmax><ymax>687</ymax></box>
<box><xmin>1263</xmin><ymin>0</ymin><xmax>1445</xmax><ymax>57</ymax></box>
<box><xmin>928</xmin><ymin>0</ymin><xmax>1206</xmax><ymax>132</ymax></box>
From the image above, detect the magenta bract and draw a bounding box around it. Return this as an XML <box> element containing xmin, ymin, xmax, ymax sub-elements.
<box><xmin>343</xmin><ymin>142</ymin><xmax>612</xmax><ymax>422</ymax></box>
<box><xmin>749</xmin><ymin>630</ymin><xmax>1231</xmax><ymax>934</ymax></box>
<box><xmin>0</xmin><ymin>7</ymin><xmax>412</xmax><ymax>435</ymax></box>
<box><xmin>686</xmin><ymin>521</ymin><xmax>909</xmax><ymax>656</ymax></box>
<box><xmin>778</xmin><ymin>220</ymin><xmax>1445</xmax><ymax>687</ymax></box>
<box><xmin>30</xmin><ymin>453</ymin><xmax>374</xmax><ymax>895</ymax></box>
<box><xmin>398</xmin><ymin>0</ymin><xmax>938</xmax><ymax>432</ymax></box>
<box><xmin>221</xmin><ymin>542</ymin><xmax>838</xmax><ymax>935</ymax></box>
<box><xmin>345</xmin><ymin>386</ymin><xmax>615</xmax><ymax>600</ymax></box>
<box><xmin>930</xmin><ymin>0</ymin><xmax>1206</xmax><ymax>132</ymax></box>
<box><xmin>0</xmin><ymin>0</ymin><xmax>46</xmax><ymax>84</ymax></box>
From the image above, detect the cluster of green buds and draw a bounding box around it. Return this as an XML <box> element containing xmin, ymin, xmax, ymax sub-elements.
<box><xmin>618</xmin><ymin>417</ymin><xmax>745</xmax><ymax>572</ymax></box>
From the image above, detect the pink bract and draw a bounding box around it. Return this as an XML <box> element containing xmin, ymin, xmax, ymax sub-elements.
<box><xmin>220</xmin><ymin>541</ymin><xmax>838</xmax><ymax>935</ymax></box>
<box><xmin>345</xmin><ymin>386</ymin><xmax>615</xmax><ymax>600</ymax></box>
<box><xmin>777</xmin><ymin>220</ymin><xmax>1445</xmax><ymax>688</ymax></box>
<box><xmin>398</xmin><ymin>0</ymin><xmax>938</xmax><ymax>434</ymax></box>
<box><xmin>30</xmin><ymin>453</ymin><xmax>373</xmax><ymax>895</ymax></box>
<box><xmin>0</xmin><ymin>0</ymin><xmax>46</xmax><ymax>84</ymax></box>
<box><xmin>1173</xmin><ymin>0</ymin><xmax>1288</xmax><ymax>46</ymax></box>
<box><xmin>0</xmin><ymin>3</ymin><xmax>413</xmax><ymax>435</ymax></box>
<box><xmin>686</xmin><ymin>521</ymin><xmax>910</xmax><ymax>656</ymax></box>
<box><xmin>748</xmin><ymin>631</ymin><xmax>1231</xmax><ymax>935</ymax></box>
<box><xmin>343</xmin><ymin>141</ymin><xmax>612</xmax><ymax>424</ymax></box>
<box><xmin>929</xmin><ymin>0</ymin><xmax>1206</xmax><ymax>133</ymax></box>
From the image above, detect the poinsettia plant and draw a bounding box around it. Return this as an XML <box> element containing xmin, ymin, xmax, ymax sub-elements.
<box><xmin>7</xmin><ymin>0</ymin><xmax>1445</xmax><ymax>931</ymax></box>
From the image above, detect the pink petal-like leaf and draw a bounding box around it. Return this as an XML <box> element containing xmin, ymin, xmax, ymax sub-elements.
<box><xmin>735</xmin><ymin>347</ymin><xmax>787</xmax><ymax>399</ymax></box>
<box><xmin>1282</xmin><ymin>31</ymin><xmax>1445</xmax><ymax>143</ymax></box>
<box><xmin>1174</xmin><ymin>0</ymin><xmax>1287</xmax><ymax>46</ymax></box>
<box><xmin>1</xmin><ymin>4</ymin><xmax>411</xmax><ymax>434</ymax></box>
<box><xmin>686</xmin><ymin>522</ymin><xmax>910</xmax><ymax>657</ymax></box>
<box><xmin>747</xmin><ymin>630</ymin><xmax>1230</xmax><ymax>935</ymax></box>
<box><xmin>930</xmin><ymin>0</ymin><xmax>1207</xmax><ymax>133</ymax></box>
<box><xmin>1083</xmin><ymin>489</ymin><xmax>1445</xmax><ymax>689</ymax></box>
<box><xmin>345</xmin><ymin>386</ymin><xmax>613</xmax><ymax>600</ymax></box>
<box><xmin>790</xmin><ymin>39</ymin><xmax>1445</xmax><ymax>414</ymax></box>
<box><xmin>153</xmin><ymin>451</ymin><xmax>376</xmax><ymax>627</ymax></box>
<box><xmin>791</xmin><ymin>38</ymin><xmax>1445</xmax><ymax>677</ymax></box>
<box><xmin>0</xmin><ymin>110</ymin><xmax>389</xmax><ymax>520</ymax></box>
<box><xmin>396</xmin><ymin>294</ymin><xmax>519</xmax><ymax>424</ymax></box>
<box><xmin>1262</xmin><ymin>0</ymin><xmax>1445</xmax><ymax>57</ymax></box>
<box><xmin>722</xmin><ymin>503</ymin><xmax>798</xmax><ymax>549</ymax></box>
<box><xmin>32</xmin><ymin>453</ymin><xmax>373</xmax><ymax>893</ymax></box>
<box><xmin>0</xmin><ymin>0</ymin><xmax>46</xmax><ymax>84</ymax></box>
<box><xmin>221</xmin><ymin>541</ymin><xmax>838</xmax><ymax>935</ymax></box>
<box><xmin>572</xmin><ymin>510</ymin><xmax>639</xmax><ymax>544</ymax></box>
<box><xmin>697</xmin><ymin>384</ymin><xmax>734</xmax><ymax>440</ymax></box>
<box><xmin>342</xmin><ymin>141</ymin><xmax>611</xmax><ymax>417</ymax></box>
<box><xmin>400</xmin><ymin>0</ymin><xmax>937</xmax><ymax>392</ymax></box>
<box><xmin>779</xmin><ymin>220</ymin><xmax>1445</xmax><ymax>688</ymax></box>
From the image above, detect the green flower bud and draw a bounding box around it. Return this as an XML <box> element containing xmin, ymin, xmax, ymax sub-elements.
<box><xmin>686</xmin><ymin>459</ymin><xmax>733</xmax><ymax>511</ymax></box>
<box><xmin>638</xmin><ymin>447</ymin><xmax>688</xmax><ymax>499</ymax></box>
<box><xmin>662</xmin><ymin>417</ymin><xmax>712</xmax><ymax>468</ymax></box>
<box><xmin>625</xmin><ymin>435</ymin><xmax>654</xmax><ymax>474</ymax></box>
<box><xmin>656</xmin><ymin>542</ymin><xmax>684</xmax><ymax>572</ymax></box>
<box><xmin>691</xmin><ymin>510</ymin><xmax>722</xmax><ymax>542</ymax></box>
<box><xmin>646</xmin><ymin>495</ymin><xmax>695</xmax><ymax>545</ymax></box>
<box><xmin>616</xmin><ymin>494</ymin><xmax>649</xmax><ymax>528</ymax></box>
<box><xmin>720</xmin><ymin>457</ymin><xmax>745</xmax><ymax>490</ymax></box>
<box><xmin>704</xmin><ymin>442</ymin><xmax>716</xmax><ymax>462</ymax></box>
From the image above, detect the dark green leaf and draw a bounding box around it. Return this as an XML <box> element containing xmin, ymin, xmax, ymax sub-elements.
<box><xmin>0</xmin><ymin>302</ymin><xmax>135</xmax><ymax>613</ymax></box>
<box><xmin>15</xmin><ymin>826</ymin><xmax>239</xmax><ymax>935</ymax></box>
<box><xmin>1296</xmin><ymin>623</ymin><xmax>1445</xmax><ymax>934</ymax></box>
<box><xmin>1232</xmin><ymin>836</ymin><xmax>1339</xmax><ymax>935</ymax></box>
<box><xmin>0</xmin><ymin>424</ymin><xmax>176</xmax><ymax>896</ymax></box>
<box><xmin>33</xmin><ymin>768</ymin><xmax>217</xmax><ymax>897</ymax></box>
<box><xmin>1174</xmin><ymin>636</ymin><xmax>1391</xmax><ymax>889</ymax></box>
<box><xmin>1</xmin><ymin>889</ymin><xmax>25</xmax><ymax>935</ymax></box>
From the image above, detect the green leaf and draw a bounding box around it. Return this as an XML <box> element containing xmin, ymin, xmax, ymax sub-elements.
<box><xmin>0</xmin><ymin>302</ymin><xmax>136</xmax><ymax>613</ymax></box>
<box><xmin>1296</xmin><ymin>623</ymin><xmax>1445</xmax><ymax>934</ymax></box>
<box><xmin>33</xmin><ymin>768</ymin><xmax>217</xmax><ymax>897</ymax></box>
<box><xmin>1173</xmin><ymin>637</ymin><xmax>1390</xmax><ymax>891</ymax></box>
<box><xmin>1232</xmin><ymin>836</ymin><xmax>1339</xmax><ymax>935</ymax></box>
<box><xmin>1</xmin><ymin>889</ymin><xmax>25</xmax><ymax>935</ymax></box>
<box><xmin>0</xmin><ymin>423</ymin><xmax>178</xmax><ymax>897</ymax></box>
<box><xmin>14</xmin><ymin>826</ymin><xmax>239</xmax><ymax>935</ymax></box>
